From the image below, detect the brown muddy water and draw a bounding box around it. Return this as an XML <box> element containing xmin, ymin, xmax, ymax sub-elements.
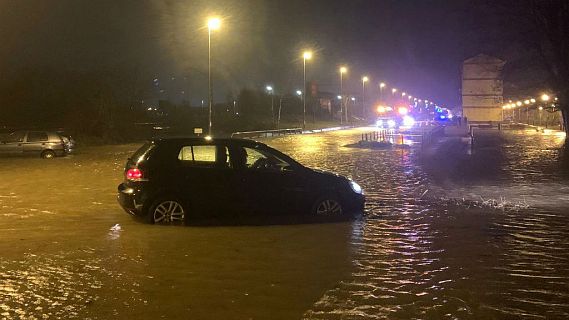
<box><xmin>1</xmin><ymin>127</ymin><xmax>568</xmax><ymax>319</ymax></box>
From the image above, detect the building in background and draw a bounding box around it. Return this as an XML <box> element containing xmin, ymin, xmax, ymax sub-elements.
<box><xmin>461</xmin><ymin>54</ymin><xmax>505</xmax><ymax>124</ymax></box>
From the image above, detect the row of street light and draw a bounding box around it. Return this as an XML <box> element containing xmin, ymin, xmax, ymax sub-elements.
<box><xmin>502</xmin><ymin>93</ymin><xmax>558</xmax><ymax>124</ymax></box>
<box><xmin>205</xmin><ymin>16</ymin><xmax>445</xmax><ymax>135</ymax></box>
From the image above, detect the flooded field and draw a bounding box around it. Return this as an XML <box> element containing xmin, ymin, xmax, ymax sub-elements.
<box><xmin>1</xmin><ymin>127</ymin><xmax>568</xmax><ymax>319</ymax></box>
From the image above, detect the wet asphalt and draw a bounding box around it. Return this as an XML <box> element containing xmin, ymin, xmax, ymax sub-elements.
<box><xmin>1</xmin><ymin>127</ymin><xmax>568</xmax><ymax>319</ymax></box>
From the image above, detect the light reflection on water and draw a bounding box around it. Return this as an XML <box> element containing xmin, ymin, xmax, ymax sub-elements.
<box><xmin>268</xmin><ymin>130</ymin><xmax>569</xmax><ymax>319</ymax></box>
<box><xmin>0</xmin><ymin>129</ymin><xmax>568</xmax><ymax>319</ymax></box>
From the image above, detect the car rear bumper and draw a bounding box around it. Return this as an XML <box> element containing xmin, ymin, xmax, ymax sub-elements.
<box><xmin>117</xmin><ymin>183</ymin><xmax>146</xmax><ymax>217</ymax></box>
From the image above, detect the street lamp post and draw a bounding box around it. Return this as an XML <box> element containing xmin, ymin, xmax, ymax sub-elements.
<box><xmin>339</xmin><ymin>66</ymin><xmax>347</xmax><ymax>124</ymax></box>
<box><xmin>379</xmin><ymin>82</ymin><xmax>385</xmax><ymax>107</ymax></box>
<box><xmin>362</xmin><ymin>76</ymin><xmax>368</xmax><ymax>119</ymax></box>
<box><xmin>302</xmin><ymin>51</ymin><xmax>312</xmax><ymax>129</ymax></box>
<box><xmin>207</xmin><ymin>17</ymin><xmax>221</xmax><ymax>136</ymax></box>
<box><xmin>266</xmin><ymin>85</ymin><xmax>274</xmax><ymax>126</ymax></box>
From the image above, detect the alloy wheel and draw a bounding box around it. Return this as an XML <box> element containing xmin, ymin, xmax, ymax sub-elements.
<box><xmin>315</xmin><ymin>199</ymin><xmax>343</xmax><ymax>216</ymax></box>
<box><xmin>153</xmin><ymin>200</ymin><xmax>185</xmax><ymax>224</ymax></box>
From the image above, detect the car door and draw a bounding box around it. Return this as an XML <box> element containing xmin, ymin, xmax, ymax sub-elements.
<box><xmin>230</xmin><ymin>145</ymin><xmax>305</xmax><ymax>216</ymax></box>
<box><xmin>175</xmin><ymin>143</ymin><xmax>237</xmax><ymax>218</ymax></box>
<box><xmin>0</xmin><ymin>131</ymin><xmax>25</xmax><ymax>156</ymax></box>
<box><xmin>23</xmin><ymin>131</ymin><xmax>48</xmax><ymax>156</ymax></box>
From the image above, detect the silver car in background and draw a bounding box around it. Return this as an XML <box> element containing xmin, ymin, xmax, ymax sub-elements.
<box><xmin>0</xmin><ymin>130</ymin><xmax>71</xmax><ymax>158</ymax></box>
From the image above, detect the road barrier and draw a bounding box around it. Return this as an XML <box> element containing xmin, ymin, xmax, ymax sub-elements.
<box><xmin>231</xmin><ymin>128</ymin><xmax>303</xmax><ymax>139</ymax></box>
<box><xmin>360</xmin><ymin>127</ymin><xmax>442</xmax><ymax>149</ymax></box>
<box><xmin>231</xmin><ymin>125</ymin><xmax>356</xmax><ymax>139</ymax></box>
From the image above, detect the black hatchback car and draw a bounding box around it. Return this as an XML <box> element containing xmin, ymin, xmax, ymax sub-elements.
<box><xmin>117</xmin><ymin>137</ymin><xmax>364</xmax><ymax>224</ymax></box>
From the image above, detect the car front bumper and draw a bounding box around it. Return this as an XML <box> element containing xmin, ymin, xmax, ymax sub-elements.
<box><xmin>342</xmin><ymin>193</ymin><xmax>365</xmax><ymax>214</ymax></box>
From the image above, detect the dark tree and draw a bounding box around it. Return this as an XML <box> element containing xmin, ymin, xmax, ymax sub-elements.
<box><xmin>479</xmin><ymin>0</ymin><xmax>569</xmax><ymax>135</ymax></box>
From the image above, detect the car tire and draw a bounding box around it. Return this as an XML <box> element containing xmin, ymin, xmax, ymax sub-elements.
<box><xmin>41</xmin><ymin>150</ymin><xmax>56</xmax><ymax>159</ymax></box>
<box><xmin>147</xmin><ymin>198</ymin><xmax>186</xmax><ymax>225</ymax></box>
<box><xmin>311</xmin><ymin>195</ymin><xmax>344</xmax><ymax>217</ymax></box>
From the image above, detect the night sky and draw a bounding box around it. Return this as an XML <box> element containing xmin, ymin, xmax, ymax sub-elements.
<box><xmin>0</xmin><ymin>0</ymin><xmax>509</xmax><ymax>109</ymax></box>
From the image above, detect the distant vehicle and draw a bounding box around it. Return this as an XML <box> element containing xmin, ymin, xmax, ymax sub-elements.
<box><xmin>375</xmin><ymin>117</ymin><xmax>401</xmax><ymax>129</ymax></box>
<box><xmin>0</xmin><ymin>130</ymin><xmax>70</xmax><ymax>158</ymax></box>
<box><xmin>374</xmin><ymin>105</ymin><xmax>415</xmax><ymax>129</ymax></box>
<box><xmin>117</xmin><ymin>137</ymin><xmax>365</xmax><ymax>224</ymax></box>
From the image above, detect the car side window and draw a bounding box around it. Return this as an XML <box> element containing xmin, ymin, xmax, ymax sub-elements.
<box><xmin>244</xmin><ymin>147</ymin><xmax>266</xmax><ymax>167</ymax></box>
<box><xmin>27</xmin><ymin>132</ymin><xmax>48</xmax><ymax>142</ymax></box>
<box><xmin>177</xmin><ymin>145</ymin><xmax>228</xmax><ymax>168</ymax></box>
<box><xmin>231</xmin><ymin>146</ymin><xmax>290</xmax><ymax>172</ymax></box>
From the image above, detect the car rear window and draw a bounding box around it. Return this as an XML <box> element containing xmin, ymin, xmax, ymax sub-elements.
<box><xmin>131</xmin><ymin>142</ymin><xmax>155</xmax><ymax>163</ymax></box>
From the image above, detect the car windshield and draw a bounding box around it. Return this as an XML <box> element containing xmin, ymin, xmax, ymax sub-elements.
<box><xmin>2</xmin><ymin>131</ymin><xmax>25</xmax><ymax>143</ymax></box>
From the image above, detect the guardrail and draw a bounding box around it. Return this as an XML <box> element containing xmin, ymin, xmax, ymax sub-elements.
<box><xmin>360</xmin><ymin>127</ymin><xmax>443</xmax><ymax>148</ymax></box>
<box><xmin>231</xmin><ymin>128</ymin><xmax>303</xmax><ymax>139</ymax></box>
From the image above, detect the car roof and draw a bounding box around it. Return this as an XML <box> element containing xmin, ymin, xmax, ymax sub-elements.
<box><xmin>151</xmin><ymin>136</ymin><xmax>266</xmax><ymax>147</ymax></box>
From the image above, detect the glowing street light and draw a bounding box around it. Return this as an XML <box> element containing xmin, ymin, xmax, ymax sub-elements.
<box><xmin>516</xmin><ymin>101</ymin><xmax>522</xmax><ymax>106</ymax></box>
<box><xmin>524</xmin><ymin>99</ymin><xmax>530</xmax><ymax>105</ymax></box>
<box><xmin>302</xmin><ymin>50</ymin><xmax>313</xmax><ymax>128</ymax></box>
<box><xmin>207</xmin><ymin>16</ymin><xmax>221</xmax><ymax>136</ymax></box>
<box><xmin>402</xmin><ymin>92</ymin><xmax>406</xmax><ymax>97</ymax></box>
<box><xmin>530</xmin><ymin>98</ymin><xmax>536</xmax><ymax>103</ymax></box>
<box><xmin>541</xmin><ymin>94</ymin><xmax>550</xmax><ymax>102</ymax></box>
<box><xmin>207</xmin><ymin>17</ymin><xmax>221</xmax><ymax>30</ymax></box>
<box><xmin>391</xmin><ymin>88</ymin><xmax>397</xmax><ymax>94</ymax></box>
<box><xmin>296</xmin><ymin>90</ymin><xmax>302</xmax><ymax>96</ymax></box>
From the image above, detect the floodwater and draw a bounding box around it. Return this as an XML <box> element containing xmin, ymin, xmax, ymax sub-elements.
<box><xmin>1</xmin><ymin>127</ymin><xmax>568</xmax><ymax>319</ymax></box>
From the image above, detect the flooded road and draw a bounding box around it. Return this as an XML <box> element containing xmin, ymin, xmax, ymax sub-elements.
<box><xmin>1</xmin><ymin>127</ymin><xmax>568</xmax><ymax>319</ymax></box>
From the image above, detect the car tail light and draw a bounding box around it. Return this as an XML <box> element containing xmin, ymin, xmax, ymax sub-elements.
<box><xmin>126</xmin><ymin>168</ymin><xmax>143</xmax><ymax>181</ymax></box>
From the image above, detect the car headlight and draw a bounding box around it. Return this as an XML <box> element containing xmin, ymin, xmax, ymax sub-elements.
<box><xmin>349</xmin><ymin>181</ymin><xmax>363</xmax><ymax>194</ymax></box>
<box><xmin>403</xmin><ymin>115</ymin><xmax>415</xmax><ymax>127</ymax></box>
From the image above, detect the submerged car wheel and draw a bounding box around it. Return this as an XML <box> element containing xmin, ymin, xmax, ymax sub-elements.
<box><xmin>312</xmin><ymin>196</ymin><xmax>343</xmax><ymax>217</ymax></box>
<box><xmin>41</xmin><ymin>150</ymin><xmax>56</xmax><ymax>159</ymax></box>
<box><xmin>148</xmin><ymin>199</ymin><xmax>185</xmax><ymax>225</ymax></box>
